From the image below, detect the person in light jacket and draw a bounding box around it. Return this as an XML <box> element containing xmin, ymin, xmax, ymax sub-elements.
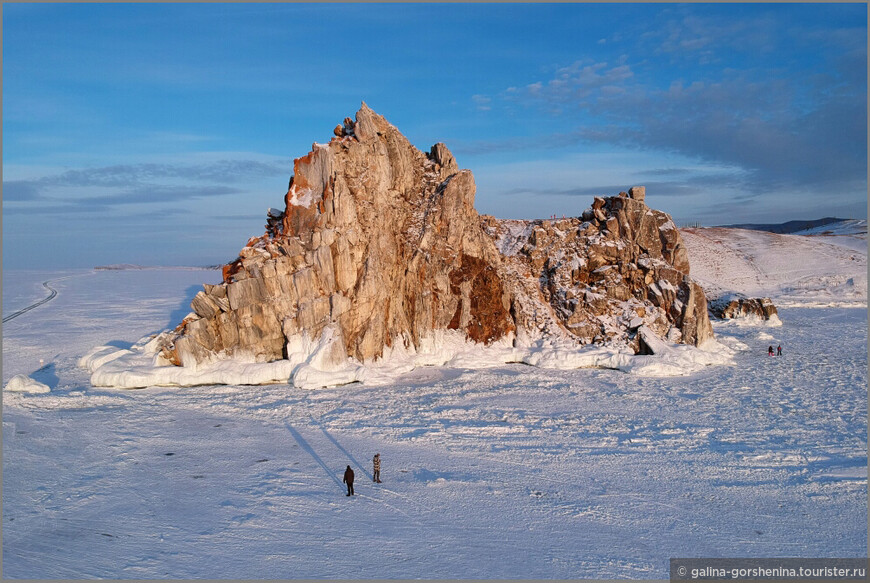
<box><xmin>373</xmin><ymin>453</ymin><xmax>381</xmax><ymax>483</ymax></box>
<box><xmin>343</xmin><ymin>465</ymin><xmax>355</xmax><ymax>496</ymax></box>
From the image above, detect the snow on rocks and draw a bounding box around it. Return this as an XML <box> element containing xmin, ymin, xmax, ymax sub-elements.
<box><xmin>84</xmin><ymin>324</ymin><xmax>737</xmax><ymax>390</ymax></box>
<box><xmin>78</xmin><ymin>345</ymin><xmax>134</xmax><ymax>372</ymax></box>
<box><xmin>5</xmin><ymin>296</ymin><xmax>865</xmax><ymax>578</ymax></box>
<box><xmin>623</xmin><ymin>326</ymin><xmax>736</xmax><ymax>376</ymax></box>
<box><xmin>3</xmin><ymin>374</ymin><xmax>50</xmax><ymax>394</ymax></box>
<box><xmin>709</xmin><ymin>295</ymin><xmax>782</xmax><ymax>326</ymax></box>
<box><xmin>89</xmin><ymin>348</ymin><xmax>298</xmax><ymax>389</ymax></box>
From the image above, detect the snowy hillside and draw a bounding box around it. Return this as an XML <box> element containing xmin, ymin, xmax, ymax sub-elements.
<box><xmin>681</xmin><ymin>226</ymin><xmax>867</xmax><ymax>307</ymax></box>
<box><xmin>792</xmin><ymin>218</ymin><xmax>867</xmax><ymax>237</ymax></box>
<box><xmin>718</xmin><ymin>217</ymin><xmax>865</xmax><ymax>235</ymax></box>
<box><xmin>2</xmin><ymin>229</ymin><xmax>866</xmax><ymax>578</ymax></box>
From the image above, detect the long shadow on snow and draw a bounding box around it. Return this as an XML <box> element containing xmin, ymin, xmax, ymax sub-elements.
<box><xmin>104</xmin><ymin>340</ymin><xmax>133</xmax><ymax>349</ymax></box>
<box><xmin>95</xmin><ymin>285</ymin><xmax>207</xmax><ymax>355</ymax></box>
<box><xmin>165</xmin><ymin>284</ymin><xmax>204</xmax><ymax>330</ymax></box>
<box><xmin>31</xmin><ymin>362</ymin><xmax>60</xmax><ymax>389</ymax></box>
<box><xmin>285</xmin><ymin>422</ymin><xmax>345</xmax><ymax>492</ymax></box>
<box><xmin>315</xmin><ymin>422</ymin><xmax>373</xmax><ymax>481</ymax></box>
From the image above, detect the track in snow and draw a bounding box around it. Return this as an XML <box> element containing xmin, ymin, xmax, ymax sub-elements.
<box><xmin>3</xmin><ymin>280</ymin><xmax>58</xmax><ymax>323</ymax></box>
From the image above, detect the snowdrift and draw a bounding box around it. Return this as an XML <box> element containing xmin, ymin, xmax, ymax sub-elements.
<box><xmin>81</xmin><ymin>326</ymin><xmax>737</xmax><ymax>390</ymax></box>
<box><xmin>4</xmin><ymin>374</ymin><xmax>51</xmax><ymax>394</ymax></box>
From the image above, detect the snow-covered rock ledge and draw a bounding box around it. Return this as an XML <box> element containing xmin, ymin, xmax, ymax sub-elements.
<box><xmin>81</xmin><ymin>326</ymin><xmax>738</xmax><ymax>390</ymax></box>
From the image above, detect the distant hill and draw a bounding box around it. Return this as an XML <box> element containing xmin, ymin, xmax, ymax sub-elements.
<box><xmin>680</xmin><ymin>224</ymin><xmax>867</xmax><ymax>305</ymax></box>
<box><xmin>94</xmin><ymin>264</ymin><xmax>222</xmax><ymax>271</ymax></box>
<box><xmin>94</xmin><ymin>264</ymin><xmax>147</xmax><ymax>271</ymax></box>
<box><xmin>717</xmin><ymin>217</ymin><xmax>848</xmax><ymax>234</ymax></box>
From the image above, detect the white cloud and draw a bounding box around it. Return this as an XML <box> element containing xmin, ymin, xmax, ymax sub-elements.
<box><xmin>471</xmin><ymin>94</ymin><xmax>492</xmax><ymax>111</ymax></box>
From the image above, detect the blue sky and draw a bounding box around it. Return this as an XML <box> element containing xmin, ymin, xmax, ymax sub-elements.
<box><xmin>3</xmin><ymin>2</ymin><xmax>867</xmax><ymax>269</ymax></box>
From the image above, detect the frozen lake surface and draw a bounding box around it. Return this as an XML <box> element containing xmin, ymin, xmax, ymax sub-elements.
<box><xmin>3</xmin><ymin>224</ymin><xmax>867</xmax><ymax>578</ymax></box>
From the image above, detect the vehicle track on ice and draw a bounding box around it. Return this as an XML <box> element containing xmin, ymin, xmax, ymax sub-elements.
<box><xmin>3</xmin><ymin>280</ymin><xmax>58</xmax><ymax>323</ymax></box>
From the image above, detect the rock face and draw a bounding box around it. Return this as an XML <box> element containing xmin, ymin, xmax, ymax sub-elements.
<box><xmin>483</xmin><ymin>189</ymin><xmax>713</xmax><ymax>351</ymax></box>
<box><xmin>157</xmin><ymin>104</ymin><xmax>714</xmax><ymax>369</ymax></box>
<box><xmin>710</xmin><ymin>296</ymin><xmax>779</xmax><ymax>321</ymax></box>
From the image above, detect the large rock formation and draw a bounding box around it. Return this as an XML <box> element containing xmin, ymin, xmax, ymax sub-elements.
<box><xmin>157</xmin><ymin>104</ymin><xmax>713</xmax><ymax>370</ymax></box>
<box><xmin>483</xmin><ymin>187</ymin><xmax>713</xmax><ymax>352</ymax></box>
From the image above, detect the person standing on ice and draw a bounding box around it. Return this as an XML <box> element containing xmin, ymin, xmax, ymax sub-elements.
<box><xmin>777</xmin><ymin>345</ymin><xmax>782</xmax><ymax>356</ymax></box>
<box><xmin>768</xmin><ymin>345</ymin><xmax>774</xmax><ymax>356</ymax></box>
<box><xmin>372</xmin><ymin>453</ymin><xmax>382</xmax><ymax>483</ymax></box>
<box><xmin>343</xmin><ymin>465</ymin><xmax>355</xmax><ymax>496</ymax></box>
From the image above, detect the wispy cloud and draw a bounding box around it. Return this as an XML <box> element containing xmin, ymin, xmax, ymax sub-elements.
<box><xmin>644</xmin><ymin>9</ymin><xmax>781</xmax><ymax>64</ymax></box>
<box><xmin>3</xmin><ymin>159</ymin><xmax>286</xmax><ymax>208</ymax></box>
<box><xmin>211</xmin><ymin>213</ymin><xmax>270</xmax><ymax>222</ymax></box>
<box><xmin>472</xmin><ymin>94</ymin><xmax>492</xmax><ymax>111</ymax></box>
<box><xmin>502</xmin><ymin>181</ymin><xmax>707</xmax><ymax>199</ymax></box>
<box><xmin>44</xmin><ymin>160</ymin><xmax>286</xmax><ymax>187</ymax></box>
<box><xmin>2</xmin><ymin>181</ymin><xmax>43</xmax><ymax>202</ymax></box>
<box><xmin>80</xmin><ymin>185</ymin><xmax>244</xmax><ymax>206</ymax></box>
<box><xmin>504</xmin><ymin>59</ymin><xmax>634</xmax><ymax>116</ymax></box>
<box><xmin>469</xmin><ymin>14</ymin><xmax>866</xmax><ymax>197</ymax></box>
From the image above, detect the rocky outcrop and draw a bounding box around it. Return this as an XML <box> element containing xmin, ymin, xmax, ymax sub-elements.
<box><xmin>156</xmin><ymin>104</ymin><xmax>714</xmax><ymax>369</ymax></box>
<box><xmin>483</xmin><ymin>188</ymin><xmax>712</xmax><ymax>351</ymax></box>
<box><xmin>160</xmin><ymin>103</ymin><xmax>513</xmax><ymax>368</ymax></box>
<box><xmin>710</xmin><ymin>296</ymin><xmax>779</xmax><ymax>321</ymax></box>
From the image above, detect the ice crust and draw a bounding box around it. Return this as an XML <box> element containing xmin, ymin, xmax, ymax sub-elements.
<box><xmin>83</xmin><ymin>325</ymin><xmax>737</xmax><ymax>390</ymax></box>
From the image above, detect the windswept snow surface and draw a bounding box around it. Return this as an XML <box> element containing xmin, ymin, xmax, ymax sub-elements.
<box><xmin>2</xmin><ymin>229</ymin><xmax>867</xmax><ymax>578</ymax></box>
<box><xmin>681</xmin><ymin>227</ymin><xmax>867</xmax><ymax>307</ymax></box>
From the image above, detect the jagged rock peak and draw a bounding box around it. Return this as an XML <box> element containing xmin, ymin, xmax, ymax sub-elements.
<box><xmin>164</xmin><ymin>104</ymin><xmax>512</xmax><ymax>368</ymax></box>
<box><xmin>158</xmin><ymin>106</ymin><xmax>714</xmax><ymax>371</ymax></box>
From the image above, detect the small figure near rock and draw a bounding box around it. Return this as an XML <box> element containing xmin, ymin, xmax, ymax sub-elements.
<box><xmin>768</xmin><ymin>345</ymin><xmax>774</xmax><ymax>356</ymax></box>
<box><xmin>343</xmin><ymin>465</ymin><xmax>355</xmax><ymax>496</ymax></box>
<box><xmin>777</xmin><ymin>345</ymin><xmax>782</xmax><ymax>356</ymax></box>
<box><xmin>373</xmin><ymin>453</ymin><xmax>381</xmax><ymax>483</ymax></box>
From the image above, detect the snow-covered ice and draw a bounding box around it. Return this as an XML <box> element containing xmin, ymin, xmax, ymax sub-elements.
<box><xmin>2</xmin><ymin>227</ymin><xmax>866</xmax><ymax>578</ymax></box>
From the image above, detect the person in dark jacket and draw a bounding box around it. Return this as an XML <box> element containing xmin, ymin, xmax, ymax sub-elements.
<box><xmin>373</xmin><ymin>453</ymin><xmax>381</xmax><ymax>483</ymax></box>
<box><xmin>343</xmin><ymin>465</ymin><xmax>355</xmax><ymax>496</ymax></box>
<box><xmin>777</xmin><ymin>345</ymin><xmax>782</xmax><ymax>356</ymax></box>
<box><xmin>768</xmin><ymin>345</ymin><xmax>774</xmax><ymax>356</ymax></box>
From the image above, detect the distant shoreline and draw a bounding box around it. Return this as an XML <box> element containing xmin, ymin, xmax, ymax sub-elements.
<box><xmin>93</xmin><ymin>265</ymin><xmax>223</xmax><ymax>271</ymax></box>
